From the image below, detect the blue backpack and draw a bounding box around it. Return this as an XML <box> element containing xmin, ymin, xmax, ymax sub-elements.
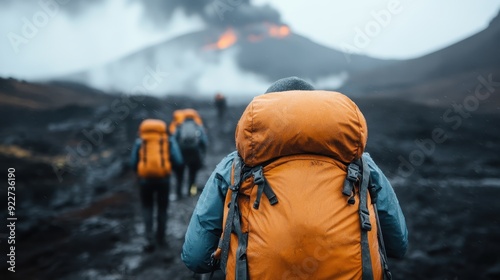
<box><xmin>177</xmin><ymin>119</ymin><xmax>201</xmax><ymax>150</ymax></box>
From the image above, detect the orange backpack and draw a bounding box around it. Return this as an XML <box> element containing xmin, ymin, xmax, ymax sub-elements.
<box><xmin>213</xmin><ymin>91</ymin><xmax>391</xmax><ymax>280</ymax></box>
<box><xmin>137</xmin><ymin>119</ymin><xmax>171</xmax><ymax>178</ymax></box>
<box><xmin>169</xmin><ymin>109</ymin><xmax>204</xmax><ymax>135</ymax></box>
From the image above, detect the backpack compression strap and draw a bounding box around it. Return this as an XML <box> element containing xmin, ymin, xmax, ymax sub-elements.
<box><xmin>218</xmin><ymin>155</ymin><xmax>279</xmax><ymax>280</ymax></box>
<box><xmin>159</xmin><ymin>137</ymin><xmax>165</xmax><ymax>167</ymax></box>
<box><xmin>251</xmin><ymin>166</ymin><xmax>278</xmax><ymax>209</ymax></box>
<box><xmin>142</xmin><ymin>141</ymin><xmax>147</xmax><ymax>164</ymax></box>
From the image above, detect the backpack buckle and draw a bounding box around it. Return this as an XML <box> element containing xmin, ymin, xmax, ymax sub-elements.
<box><xmin>360</xmin><ymin>209</ymin><xmax>372</xmax><ymax>231</ymax></box>
<box><xmin>252</xmin><ymin>167</ymin><xmax>264</xmax><ymax>185</ymax></box>
<box><xmin>343</xmin><ymin>162</ymin><xmax>360</xmax><ymax>197</ymax></box>
<box><xmin>346</xmin><ymin>163</ymin><xmax>360</xmax><ymax>182</ymax></box>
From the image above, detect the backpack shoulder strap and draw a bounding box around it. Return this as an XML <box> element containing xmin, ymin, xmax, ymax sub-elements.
<box><xmin>344</xmin><ymin>157</ymin><xmax>393</xmax><ymax>280</ymax></box>
<box><xmin>219</xmin><ymin>154</ymin><xmax>243</xmax><ymax>274</ymax></box>
<box><xmin>359</xmin><ymin>157</ymin><xmax>374</xmax><ymax>280</ymax></box>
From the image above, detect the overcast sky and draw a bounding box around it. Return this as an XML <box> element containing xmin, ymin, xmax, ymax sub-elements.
<box><xmin>1</xmin><ymin>0</ymin><xmax>499</xmax><ymax>80</ymax></box>
<box><xmin>256</xmin><ymin>0</ymin><xmax>500</xmax><ymax>58</ymax></box>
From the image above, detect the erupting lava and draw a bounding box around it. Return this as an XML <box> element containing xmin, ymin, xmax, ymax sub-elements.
<box><xmin>204</xmin><ymin>28</ymin><xmax>237</xmax><ymax>50</ymax></box>
<box><xmin>204</xmin><ymin>23</ymin><xmax>291</xmax><ymax>50</ymax></box>
<box><xmin>267</xmin><ymin>23</ymin><xmax>290</xmax><ymax>38</ymax></box>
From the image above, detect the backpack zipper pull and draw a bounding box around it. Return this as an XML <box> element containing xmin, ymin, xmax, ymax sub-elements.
<box><xmin>348</xmin><ymin>186</ymin><xmax>356</xmax><ymax>205</ymax></box>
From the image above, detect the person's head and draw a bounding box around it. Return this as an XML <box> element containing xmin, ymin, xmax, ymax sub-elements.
<box><xmin>265</xmin><ymin>76</ymin><xmax>315</xmax><ymax>93</ymax></box>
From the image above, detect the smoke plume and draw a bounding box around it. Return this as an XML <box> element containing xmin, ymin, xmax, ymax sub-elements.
<box><xmin>133</xmin><ymin>0</ymin><xmax>282</xmax><ymax>27</ymax></box>
<box><xmin>0</xmin><ymin>0</ymin><xmax>282</xmax><ymax>27</ymax></box>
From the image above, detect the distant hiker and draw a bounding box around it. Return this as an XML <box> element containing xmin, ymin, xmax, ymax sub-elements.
<box><xmin>131</xmin><ymin>119</ymin><xmax>183</xmax><ymax>251</ymax></box>
<box><xmin>169</xmin><ymin>109</ymin><xmax>208</xmax><ymax>199</ymax></box>
<box><xmin>214</xmin><ymin>92</ymin><xmax>227</xmax><ymax>120</ymax></box>
<box><xmin>182</xmin><ymin>77</ymin><xmax>408</xmax><ymax>279</ymax></box>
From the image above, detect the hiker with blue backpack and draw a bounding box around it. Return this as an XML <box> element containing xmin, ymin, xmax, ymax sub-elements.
<box><xmin>170</xmin><ymin>109</ymin><xmax>209</xmax><ymax>200</ymax></box>
<box><xmin>182</xmin><ymin>77</ymin><xmax>408</xmax><ymax>279</ymax></box>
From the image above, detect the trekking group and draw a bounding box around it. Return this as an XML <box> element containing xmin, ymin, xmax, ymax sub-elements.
<box><xmin>131</xmin><ymin>109</ymin><xmax>208</xmax><ymax>251</ymax></box>
<box><xmin>131</xmin><ymin>77</ymin><xmax>408</xmax><ymax>279</ymax></box>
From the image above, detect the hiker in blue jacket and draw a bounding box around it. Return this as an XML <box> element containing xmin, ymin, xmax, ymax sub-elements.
<box><xmin>130</xmin><ymin>132</ymin><xmax>183</xmax><ymax>251</ymax></box>
<box><xmin>173</xmin><ymin>116</ymin><xmax>209</xmax><ymax>199</ymax></box>
<box><xmin>182</xmin><ymin>77</ymin><xmax>408</xmax><ymax>274</ymax></box>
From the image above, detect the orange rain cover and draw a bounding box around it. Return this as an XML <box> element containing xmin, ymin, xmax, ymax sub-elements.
<box><xmin>137</xmin><ymin>119</ymin><xmax>171</xmax><ymax>178</ymax></box>
<box><xmin>222</xmin><ymin>91</ymin><xmax>381</xmax><ymax>280</ymax></box>
<box><xmin>235</xmin><ymin>90</ymin><xmax>368</xmax><ymax>167</ymax></box>
<box><xmin>169</xmin><ymin>109</ymin><xmax>204</xmax><ymax>135</ymax></box>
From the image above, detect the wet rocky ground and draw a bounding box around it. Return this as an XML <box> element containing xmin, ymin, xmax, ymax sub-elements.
<box><xmin>0</xmin><ymin>94</ymin><xmax>499</xmax><ymax>280</ymax></box>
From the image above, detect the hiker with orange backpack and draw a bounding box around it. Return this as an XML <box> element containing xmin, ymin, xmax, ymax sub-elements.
<box><xmin>182</xmin><ymin>77</ymin><xmax>408</xmax><ymax>279</ymax></box>
<box><xmin>170</xmin><ymin>109</ymin><xmax>208</xmax><ymax>199</ymax></box>
<box><xmin>131</xmin><ymin>119</ymin><xmax>183</xmax><ymax>251</ymax></box>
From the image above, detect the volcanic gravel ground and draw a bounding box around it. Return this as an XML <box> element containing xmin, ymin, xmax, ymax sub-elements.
<box><xmin>1</xmin><ymin>97</ymin><xmax>499</xmax><ymax>280</ymax></box>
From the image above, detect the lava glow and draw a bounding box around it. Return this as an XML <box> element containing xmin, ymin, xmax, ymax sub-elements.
<box><xmin>204</xmin><ymin>24</ymin><xmax>291</xmax><ymax>50</ymax></box>
<box><xmin>268</xmin><ymin>24</ymin><xmax>290</xmax><ymax>38</ymax></box>
<box><xmin>204</xmin><ymin>28</ymin><xmax>237</xmax><ymax>50</ymax></box>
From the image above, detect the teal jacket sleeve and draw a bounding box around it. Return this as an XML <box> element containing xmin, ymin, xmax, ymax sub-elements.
<box><xmin>130</xmin><ymin>138</ymin><xmax>141</xmax><ymax>171</ymax></box>
<box><xmin>169</xmin><ymin>136</ymin><xmax>184</xmax><ymax>167</ymax></box>
<box><xmin>181</xmin><ymin>151</ymin><xmax>236</xmax><ymax>273</ymax></box>
<box><xmin>364</xmin><ymin>153</ymin><xmax>409</xmax><ymax>258</ymax></box>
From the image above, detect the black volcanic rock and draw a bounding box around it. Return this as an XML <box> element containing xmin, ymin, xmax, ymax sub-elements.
<box><xmin>1</xmin><ymin>86</ymin><xmax>500</xmax><ymax>279</ymax></box>
<box><xmin>0</xmin><ymin>77</ymin><xmax>112</xmax><ymax>110</ymax></box>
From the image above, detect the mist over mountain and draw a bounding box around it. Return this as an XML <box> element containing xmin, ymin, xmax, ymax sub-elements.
<box><xmin>59</xmin><ymin>22</ymin><xmax>395</xmax><ymax>96</ymax></box>
<box><xmin>3</xmin><ymin>0</ymin><xmax>497</xmax><ymax>108</ymax></box>
<box><xmin>9</xmin><ymin>0</ymin><xmax>394</xmax><ymax>96</ymax></box>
